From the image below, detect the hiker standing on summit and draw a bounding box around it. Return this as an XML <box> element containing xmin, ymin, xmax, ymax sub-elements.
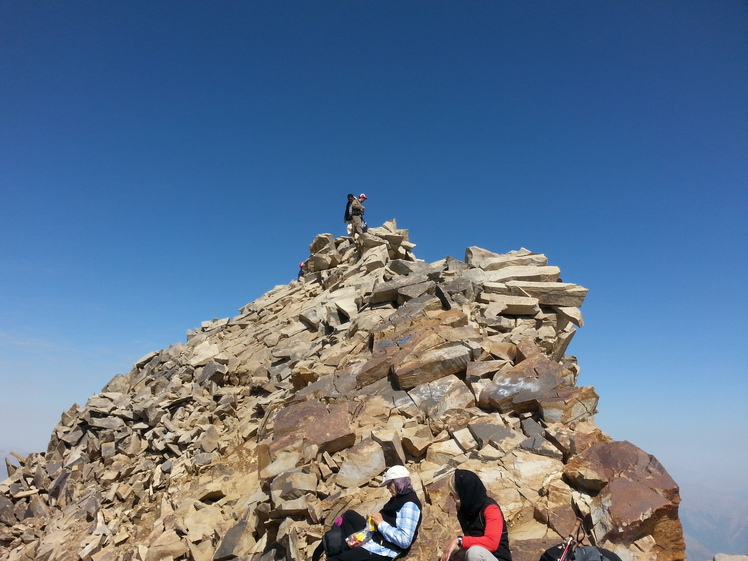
<box><xmin>344</xmin><ymin>193</ymin><xmax>366</xmax><ymax>238</ymax></box>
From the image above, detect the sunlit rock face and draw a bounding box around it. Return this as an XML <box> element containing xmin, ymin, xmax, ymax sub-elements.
<box><xmin>0</xmin><ymin>220</ymin><xmax>685</xmax><ymax>561</ymax></box>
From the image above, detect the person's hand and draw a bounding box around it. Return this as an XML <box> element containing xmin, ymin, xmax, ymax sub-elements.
<box><xmin>440</xmin><ymin>537</ymin><xmax>459</xmax><ymax>561</ymax></box>
<box><xmin>369</xmin><ymin>512</ymin><xmax>384</xmax><ymax>527</ymax></box>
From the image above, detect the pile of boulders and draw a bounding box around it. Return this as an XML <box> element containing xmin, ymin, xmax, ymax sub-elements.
<box><xmin>0</xmin><ymin>220</ymin><xmax>685</xmax><ymax>561</ymax></box>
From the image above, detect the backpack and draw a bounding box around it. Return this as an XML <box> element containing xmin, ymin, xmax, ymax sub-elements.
<box><xmin>312</xmin><ymin>511</ymin><xmax>366</xmax><ymax>561</ymax></box>
<box><xmin>323</xmin><ymin>524</ymin><xmax>346</xmax><ymax>556</ymax></box>
<box><xmin>311</xmin><ymin>524</ymin><xmax>345</xmax><ymax>561</ymax></box>
<box><xmin>539</xmin><ymin>544</ymin><xmax>623</xmax><ymax>561</ymax></box>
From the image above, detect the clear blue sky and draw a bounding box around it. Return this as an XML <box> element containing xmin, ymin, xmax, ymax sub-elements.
<box><xmin>1</xmin><ymin>1</ymin><xmax>746</xmax><ymax>502</ymax></box>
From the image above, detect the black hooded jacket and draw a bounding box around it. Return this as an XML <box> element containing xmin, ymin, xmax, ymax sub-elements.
<box><xmin>454</xmin><ymin>469</ymin><xmax>512</xmax><ymax>561</ymax></box>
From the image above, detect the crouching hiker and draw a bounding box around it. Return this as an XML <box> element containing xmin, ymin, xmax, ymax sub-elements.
<box><xmin>313</xmin><ymin>465</ymin><xmax>422</xmax><ymax>561</ymax></box>
<box><xmin>440</xmin><ymin>469</ymin><xmax>512</xmax><ymax>561</ymax></box>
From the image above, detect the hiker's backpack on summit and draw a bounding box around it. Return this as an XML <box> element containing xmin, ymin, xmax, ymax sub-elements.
<box><xmin>539</xmin><ymin>544</ymin><xmax>623</xmax><ymax>561</ymax></box>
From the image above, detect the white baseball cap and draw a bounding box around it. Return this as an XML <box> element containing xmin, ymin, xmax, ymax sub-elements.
<box><xmin>381</xmin><ymin>465</ymin><xmax>410</xmax><ymax>485</ymax></box>
<box><xmin>359</xmin><ymin>193</ymin><xmax>368</xmax><ymax>200</ymax></box>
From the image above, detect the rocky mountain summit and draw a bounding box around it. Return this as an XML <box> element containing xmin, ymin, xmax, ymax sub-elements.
<box><xmin>1</xmin><ymin>221</ymin><xmax>685</xmax><ymax>561</ymax></box>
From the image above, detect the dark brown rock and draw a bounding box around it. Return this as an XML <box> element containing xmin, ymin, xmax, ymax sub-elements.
<box><xmin>565</xmin><ymin>441</ymin><xmax>679</xmax><ymax>500</ymax></box>
<box><xmin>272</xmin><ymin>400</ymin><xmax>329</xmax><ymax>439</ymax></box>
<box><xmin>355</xmin><ymin>356</ymin><xmax>392</xmax><ymax>388</ymax></box>
<box><xmin>304</xmin><ymin>404</ymin><xmax>355</xmax><ymax>454</ymax></box>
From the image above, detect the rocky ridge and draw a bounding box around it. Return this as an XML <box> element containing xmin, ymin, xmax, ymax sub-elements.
<box><xmin>0</xmin><ymin>220</ymin><xmax>685</xmax><ymax>561</ymax></box>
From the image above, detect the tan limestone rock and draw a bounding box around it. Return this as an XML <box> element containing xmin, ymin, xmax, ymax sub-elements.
<box><xmin>465</xmin><ymin>247</ymin><xmax>548</xmax><ymax>271</ymax></box>
<box><xmin>182</xmin><ymin>503</ymin><xmax>223</xmax><ymax>543</ymax></box>
<box><xmin>214</xmin><ymin>519</ymin><xmax>256</xmax><ymax>560</ymax></box>
<box><xmin>537</xmin><ymin>385</ymin><xmax>599</xmax><ymax>424</ymax></box>
<box><xmin>144</xmin><ymin>529</ymin><xmax>188</xmax><ymax>561</ymax></box>
<box><xmin>425</xmin><ymin>439</ymin><xmax>466</xmax><ymax>465</ymax></box>
<box><xmin>393</xmin><ymin>343</ymin><xmax>472</xmax><ymax>389</ymax></box>
<box><xmin>401</xmin><ymin>425</ymin><xmax>434</xmax><ymax>458</ymax></box>
<box><xmin>553</xmin><ymin>306</ymin><xmax>584</xmax><ymax>327</ymax></box>
<box><xmin>467</xmin><ymin>360</ymin><xmax>510</xmax><ymax>381</ymax></box>
<box><xmin>505</xmin><ymin>281</ymin><xmax>589</xmax><ymax>308</ymax></box>
<box><xmin>482</xmin><ymin>265</ymin><xmax>561</xmax><ymax>284</ymax></box>
<box><xmin>485</xmin><ymin>296</ymin><xmax>541</xmax><ymax>316</ymax></box>
<box><xmin>479</xmin><ymin>367</ymin><xmax>561</xmax><ymax>415</ymax></box>
<box><xmin>408</xmin><ymin>375</ymin><xmax>475</xmax><ymax>418</ymax></box>
<box><xmin>371</xmin><ymin>430</ymin><xmax>406</xmax><ymax>466</ymax></box>
<box><xmin>334</xmin><ymin>439</ymin><xmax>386</xmax><ymax>488</ymax></box>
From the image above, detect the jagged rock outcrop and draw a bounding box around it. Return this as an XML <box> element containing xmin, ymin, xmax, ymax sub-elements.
<box><xmin>0</xmin><ymin>220</ymin><xmax>685</xmax><ymax>561</ymax></box>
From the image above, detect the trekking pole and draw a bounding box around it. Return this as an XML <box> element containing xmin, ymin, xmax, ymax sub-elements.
<box><xmin>558</xmin><ymin>519</ymin><xmax>583</xmax><ymax>561</ymax></box>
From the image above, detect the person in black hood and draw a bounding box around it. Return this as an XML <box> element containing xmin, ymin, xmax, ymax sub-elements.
<box><xmin>439</xmin><ymin>469</ymin><xmax>512</xmax><ymax>561</ymax></box>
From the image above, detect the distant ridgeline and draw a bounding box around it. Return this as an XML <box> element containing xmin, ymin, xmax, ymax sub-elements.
<box><xmin>0</xmin><ymin>220</ymin><xmax>685</xmax><ymax>561</ymax></box>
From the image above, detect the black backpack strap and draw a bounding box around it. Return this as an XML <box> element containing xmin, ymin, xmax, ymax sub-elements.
<box><xmin>311</xmin><ymin>541</ymin><xmax>325</xmax><ymax>561</ymax></box>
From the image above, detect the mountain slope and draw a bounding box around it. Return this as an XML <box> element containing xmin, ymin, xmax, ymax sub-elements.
<box><xmin>0</xmin><ymin>221</ymin><xmax>685</xmax><ymax>561</ymax></box>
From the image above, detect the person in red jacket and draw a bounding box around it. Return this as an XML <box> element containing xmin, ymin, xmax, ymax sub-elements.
<box><xmin>440</xmin><ymin>469</ymin><xmax>512</xmax><ymax>561</ymax></box>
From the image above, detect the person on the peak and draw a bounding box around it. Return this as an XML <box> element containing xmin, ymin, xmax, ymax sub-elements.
<box><xmin>316</xmin><ymin>465</ymin><xmax>422</xmax><ymax>561</ymax></box>
<box><xmin>357</xmin><ymin>193</ymin><xmax>369</xmax><ymax>232</ymax></box>
<box><xmin>440</xmin><ymin>469</ymin><xmax>512</xmax><ymax>561</ymax></box>
<box><xmin>344</xmin><ymin>193</ymin><xmax>365</xmax><ymax>238</ymax></box>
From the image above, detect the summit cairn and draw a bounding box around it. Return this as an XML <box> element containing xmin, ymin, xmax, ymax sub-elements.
<box><xmin>0</xmin><ymin>220</ymin><xmax>685</xmax><ymax>561</ymax></box>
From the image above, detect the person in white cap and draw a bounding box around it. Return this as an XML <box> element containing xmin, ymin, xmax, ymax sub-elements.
<box><xmin>324</xmin><ymin>465</ymin><xmax>422</xmax><ymax>561</ymax></box>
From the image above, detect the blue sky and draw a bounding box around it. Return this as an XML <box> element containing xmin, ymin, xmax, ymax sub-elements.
<box><xmin>1</xmin><ymin>0</ymin><xmax>746</xmax><ymax>508</ymax></box>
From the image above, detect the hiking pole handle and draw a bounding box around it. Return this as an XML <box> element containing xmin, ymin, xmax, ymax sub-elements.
<box><xmin>572</xmin><ymin>518</ymin><xmax>586</xmax><ymax>544</ymax></box>
<box><xmin>559</xmin><ymin>519</ymin><xmax>583</xmax><ymax>561</ymax></box>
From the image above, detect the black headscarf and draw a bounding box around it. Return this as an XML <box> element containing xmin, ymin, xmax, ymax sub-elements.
<box><xmin>452</xmin><ymin>469</ymin><xmax>512</xmax><ymax>561</ymax></box>
<box><xmin>454</xmin><ymin>469</ymin><xmax>490</xmax><ymax>521</ymax></box>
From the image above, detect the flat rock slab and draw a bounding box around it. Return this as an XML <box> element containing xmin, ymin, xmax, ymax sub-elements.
<box><xmin>304</xmin><ymin>404</ymin><xmax>356</xmax><ymax>454</ymax></box>
<box><xmin>536</xmin><ymin>385</ymin><xmax>599</xmax><ymax>424</ymax></box>
<box><xmin>273</xmin><ymin>400</ymin><xmax>355</xmax><ymax>454</ymax></box>
<box><xmin>505</xmin><ymin>280</ymin><xmax>589</xmax><ymax>308</ymax></box>
<box><xmin>335</xmin><ymin>439</ymin><xmax>386</xmax><ymax>488</ymax></box>
<box><xmin>393</xmin><ymin>342</ymin><xmax>472</xmax><ymax>389</ymax></box>
<box><xmin>465</xmin><ymin>247</ymin><xmax>548</xmax><ymax>270</ymax></box>
<box><xmin>478</xmin><ymin>368</ymin><xmax>562</xmax><ymax>414</ymax></box>
<box><xmin>407</xmin><ymin>375</ymin><xmax>476</xmax><ymax>417</ymax></box>
<box><xmin>369</xmin><ymin>273</ymin><xmax>433</xmax><ymax>305</ymax></box>
<box><xmin>485</xmin><ymin>295</ymin><xmax>540</xmax><ymax>316</ymax></box>
<box><xmin>214</xmin><ymin>519</ymin><xmax>256</xmax><ymax>561</ymax></box>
